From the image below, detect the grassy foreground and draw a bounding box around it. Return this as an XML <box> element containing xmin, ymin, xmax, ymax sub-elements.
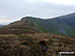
<box><xmin>0</xmin><ymin>33</ymin><xmax>75</xmax><ymax>56</ymax></box>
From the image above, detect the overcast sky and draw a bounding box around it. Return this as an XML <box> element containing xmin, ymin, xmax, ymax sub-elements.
<box><xmin>0</xmin><ymin>0</ymin><xmax>75</xmax><ymax>24</ymax></box>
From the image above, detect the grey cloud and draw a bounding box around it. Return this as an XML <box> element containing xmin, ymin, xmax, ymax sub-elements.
<box><xmin>0</xmin><ymin>0</ymin><xmax>75</xmax><ymax>24</ymax></box>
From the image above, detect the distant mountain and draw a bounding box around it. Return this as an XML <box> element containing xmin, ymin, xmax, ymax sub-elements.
<box><xmin>0</xmin><ymin>24</ymin><xmax>4</xmax><ymax>28</ymax></box>
<box><xmin>0</xmin><ymin>24</ymin><xmax>3</xmax><ymax>26</ymax></box>
<box><xmin>0</xmin><ymin>13</ymin><xmax>75</xmax><ymax>37</ymax></box>
<box><xmin>31</xmin><ymin>13</ymin><xmax>75</xmax><ymax>37</ymax></box>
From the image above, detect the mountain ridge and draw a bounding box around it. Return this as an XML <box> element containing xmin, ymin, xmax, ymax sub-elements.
<box><xmin>0</xmin><ymin>13</ymin><xmax>75</xmax><ymax>37</ymax></box>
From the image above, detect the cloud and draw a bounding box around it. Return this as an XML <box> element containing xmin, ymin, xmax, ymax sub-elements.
<box><xmin>0</xmin><ymin>0</ymin><xmax>75</xmax><ymax>24</ymax></box>
<box><xmin>0</xmin><ymin>19</ymin><xmax>15</xmax><ymax>24</ymax></box>
<box><xmin>0</xmin><ymin>20</ymin><xmax>11</xmax><ymax>23</ymax></box>
<box><xmin>0</xmin><ymin>16</ymin><xmax>6</xmax><ymax>19</ymax></box>
<box><xmin>44</xmin><ymin>0</ymin><xmax>75</xmax><ymax>5</ymax></box>
<box><xmin>0</xmin><ymin>16</ymin><xmax>18</xmax><ymax>24</ymax></box>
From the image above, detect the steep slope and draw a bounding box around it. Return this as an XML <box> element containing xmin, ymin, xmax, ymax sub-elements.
<box><xmin>0</xmin><ymin>13</ymin><xmax>75</xmax><ymax>37</ymax></box>
<box><xmin>2</xmin><ymin>17</ymin><xmax>38</xmax><ymax>29</ymax></box>
<box><xmin>0</xmin><ymin>17</ymin><xmax>41</xmax><ymax>34</ymax></box>
<box><xmin>48</xmin><ymin>13</ymin><xmax>75</xmax><ymax>37</ymax></box>
<box><xmin>31</xmin><ymin>13</ymin><xmax>75</xmax><ymax>37</ymax></box>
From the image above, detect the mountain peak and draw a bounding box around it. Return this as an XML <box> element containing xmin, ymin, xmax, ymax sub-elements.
<box><xmin>21</xmin><ymin>16</ymin><xmax>42</xmax><ymax>21</ymax></box>
<box><xmin>0</xmin><ymin>13</ymin><xmax>75</xmax><ymax>37</ymax></box>
<box><xmin>21</xmin><ymin>16</ymin><xmax>33</xmax><ymax>21</ymax></box>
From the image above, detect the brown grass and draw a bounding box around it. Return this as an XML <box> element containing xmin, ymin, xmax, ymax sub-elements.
<box><xmin>0</xmin><ymin>33</ymin><xmax>75</xmax><ymax>56</ymax></box>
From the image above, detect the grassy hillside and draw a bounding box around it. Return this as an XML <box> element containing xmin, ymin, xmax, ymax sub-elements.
<box><xmin>0</xmin><ymin>34</ymin><xmax>75</xmax><ymax>56</ymax></box>
<box><xmin>32</xmin><ymin>17</ymin><xmax>75</xmax><ymax>38</ymax></box>
<box><xmin>0</xmin><ymin>14</ymin><xmax>75</xmax><ymax>56</ymax></box>
<box><xmin>0</xmin><ymin>13</ymin><xmax>75</xmax><ymax>38</ymax></box>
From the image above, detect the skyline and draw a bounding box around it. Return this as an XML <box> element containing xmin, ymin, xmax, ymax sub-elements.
<box><xmin>0</xmin><ymin>0</ymin><xmax>75</xmax><ymax>24</ymax></box>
